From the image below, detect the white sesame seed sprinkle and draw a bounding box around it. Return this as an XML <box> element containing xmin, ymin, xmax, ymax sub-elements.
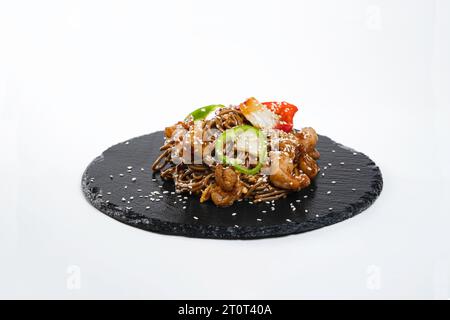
<box><xmin>232</xmin><ymin>213</ymin><xmax>237</xmax><ymax>216</ymax></box>
<box><xmin>327</xmin><ymin>191</ymin><xmax>332</xmax><ymax>194</ymax></box>
<box><xmin>131</xmin><ymin>177</ymin><xmax>137</xmax><ymax>182</ymax></box>
<box><xmin>193</xmin><ymin>216</ymin><xmax>198</xmax><ymax>220</ymax></box>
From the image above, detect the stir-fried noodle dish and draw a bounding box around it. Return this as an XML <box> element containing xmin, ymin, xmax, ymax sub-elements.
<box><xmin>152</xmin><ymin>98</ymin><xmax>320</xmax><ymax>207</ymax></box>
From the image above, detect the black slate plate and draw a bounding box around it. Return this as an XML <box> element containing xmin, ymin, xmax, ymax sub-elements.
<box><xmin>82</xmin><ymin>131</ymin><xmax>382</xmax><ymax>240</ymax></box>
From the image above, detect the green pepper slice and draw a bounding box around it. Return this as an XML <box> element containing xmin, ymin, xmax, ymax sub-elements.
<box><xmin>186</xmin><ymin>104</ymin><xmax>224</xmax><ymax>121</ymax></box>
<box><xmin>215</xmin><ymin>125</ymin><xmax>267</xmax><ymax>175</ymax></box>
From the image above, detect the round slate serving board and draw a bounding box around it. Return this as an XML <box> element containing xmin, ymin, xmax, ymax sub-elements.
<box><xmin>82</xmin><ymin>131</ymin><xmax>382</xmax><ymax>240</ymax></box>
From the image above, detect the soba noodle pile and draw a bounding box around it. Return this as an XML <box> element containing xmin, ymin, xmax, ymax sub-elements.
<box><xmin>152</xmin><ymin>106</ymin><xmax>320</xmax><ymax>207</ymax></box>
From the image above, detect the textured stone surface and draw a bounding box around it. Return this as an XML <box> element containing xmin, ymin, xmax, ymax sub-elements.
<box><xmin>82</xmin><ymin>131</ymin><xmax>383</xmax><ymax>240</ymax></box>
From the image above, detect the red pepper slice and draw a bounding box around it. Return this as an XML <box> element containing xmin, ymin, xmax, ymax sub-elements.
<box><xmin>262</xmin><ymin>101</ymin><xmax>298</xmax><ymax>132</ymax></box>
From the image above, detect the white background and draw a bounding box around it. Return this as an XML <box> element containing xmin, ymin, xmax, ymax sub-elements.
<box><xmin>1</xmin><ymin>0</ymin><xmax>449</xmax><ymax>299</ymax></box>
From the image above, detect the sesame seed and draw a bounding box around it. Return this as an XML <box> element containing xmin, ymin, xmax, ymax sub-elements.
<box><xmin>145</xmin><ymin>206</ymin><xmax>150</xmax><ymax>210</ymax></box>
<box><xmin>129</xmin><ymin>196</ymin><xmax>134</xmax><ymax>200</ymax></box>
<box><xmin>356</xmin><ymin>168</ymin><xmax>361</xmax><ymax>171</ymax></box>
<box><xmin>141</xmin><ymin>168</ymin><xmax>145</xmax><ymax>171</ymax></box>
<box><xmin>329</xmin><ymin>208</ymin><xmax>333</xmax><ymax>211</ymax></box>
<box><xmin>124</xmin><ymin>185</ymin><xmax>128</xmax><ymax>189</ymax></box>
<box><xmin>262</xmin><ymin>210</ymin><xmax>267</xmax><ymax>213</ymax></box>
<box><xmin>107</xmin><ymin>192</ymin><xmax>112</xmax><ymax>195</ymax></box>
<box><xmin>232</xmin><ymin>213</ymin><xmax>237</xmax><ymax>216</ymax></box>
<box><xmin>340</xmin><ymin>162</ymin><xmax>345</xmax><ymax>165</ymax></box>
<box><xmin>327</xmin><ymin>191</ymin><xmax>332</xmax><ymax>194</ymax></box>
<box><xmin>331</xmin><ymin>181</ymin><xmax>336</xmax><ymax>184</ymax></box>
<box><xmin>119</xmin><ymin>174</ymin><xmax>124</xmax><ymax>177</ymax></box>
<box><xmin>121</xmin><ymin>197</ymin><xmax>126</xmax><ymax>202</ymax></box>
<box><xmin>296</xmin><ymin>200</ymin><xmax>301</xmax><ymax>203</ymax></box>
<box><xmin>127</xmin><ymin>166</ymin><xmax>133</xmax><ymax>170</ymax></box>
<box><xmin>257</xmin><ymin>218</ymin><xmax>262</xmax><ymax>222</ymax></box>
<box><xmin>234</xmin><ymin>225</ymin><xmax>239</xmax><ymax>228</ymax></box>
<box><xmin>304</xmin><ymin>195</ymin><xmax>308</xmax><ymax>199</ymax></box>
<box><xmin>352</xmin><ymin>188</ymin><xmax>356</xmax><ymax>191</ymax></box>
<box><xmin>304</xmin><ymin>209</ymin><xmax>308</xmax><ymax>213</ymax></box>
<box><xmin>131</xmin><ymin>177</ymin><xmax>137</xmax><ymax>182</ymax></box>
<box><xmin>286</xmin><ymin>219</ymin><xmax>292</xmax><ymax>223</ymax></box>
<box><xmin>183</xmin><ymin>206</ymin><xmax>187</xmax><ymax>210</ymax></box>
<box><xmin>137</xmin><ymin>189</ymin><xmax>142</xmax><ymax>192</ymax></box>
<box><xmin>109</xmin><ymin>175</ymin><xmax>114</xmax><ymax>179</ymax></box>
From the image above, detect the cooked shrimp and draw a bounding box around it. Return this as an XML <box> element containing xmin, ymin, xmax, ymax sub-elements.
<box><xmin>269</xmin><ymin>152</ymin><xmax>310</xmax><ymax>190</ymax></box>
<box><xmin>299</xmin><ymin>153</ymin><xmax>319</xmax><ymax>179</ymax></box>
<box><xmin>215</xmin><ymin>165</ymin><xmax>237</xmax><ymax>192</ymax></box>
<box><xmin>211</xmin><ymin>184</ymin><xmax>242</xmax><ymax>207</ymax></box>
<box><xmin>210</xmin><ymin>165</ymin><xmax>243</xmax><ymax>206</ymax></box>
<box><xmin>296</xmin><ymin>127</ymin><xmax>318</xmax><ymax>153</ymax></box>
